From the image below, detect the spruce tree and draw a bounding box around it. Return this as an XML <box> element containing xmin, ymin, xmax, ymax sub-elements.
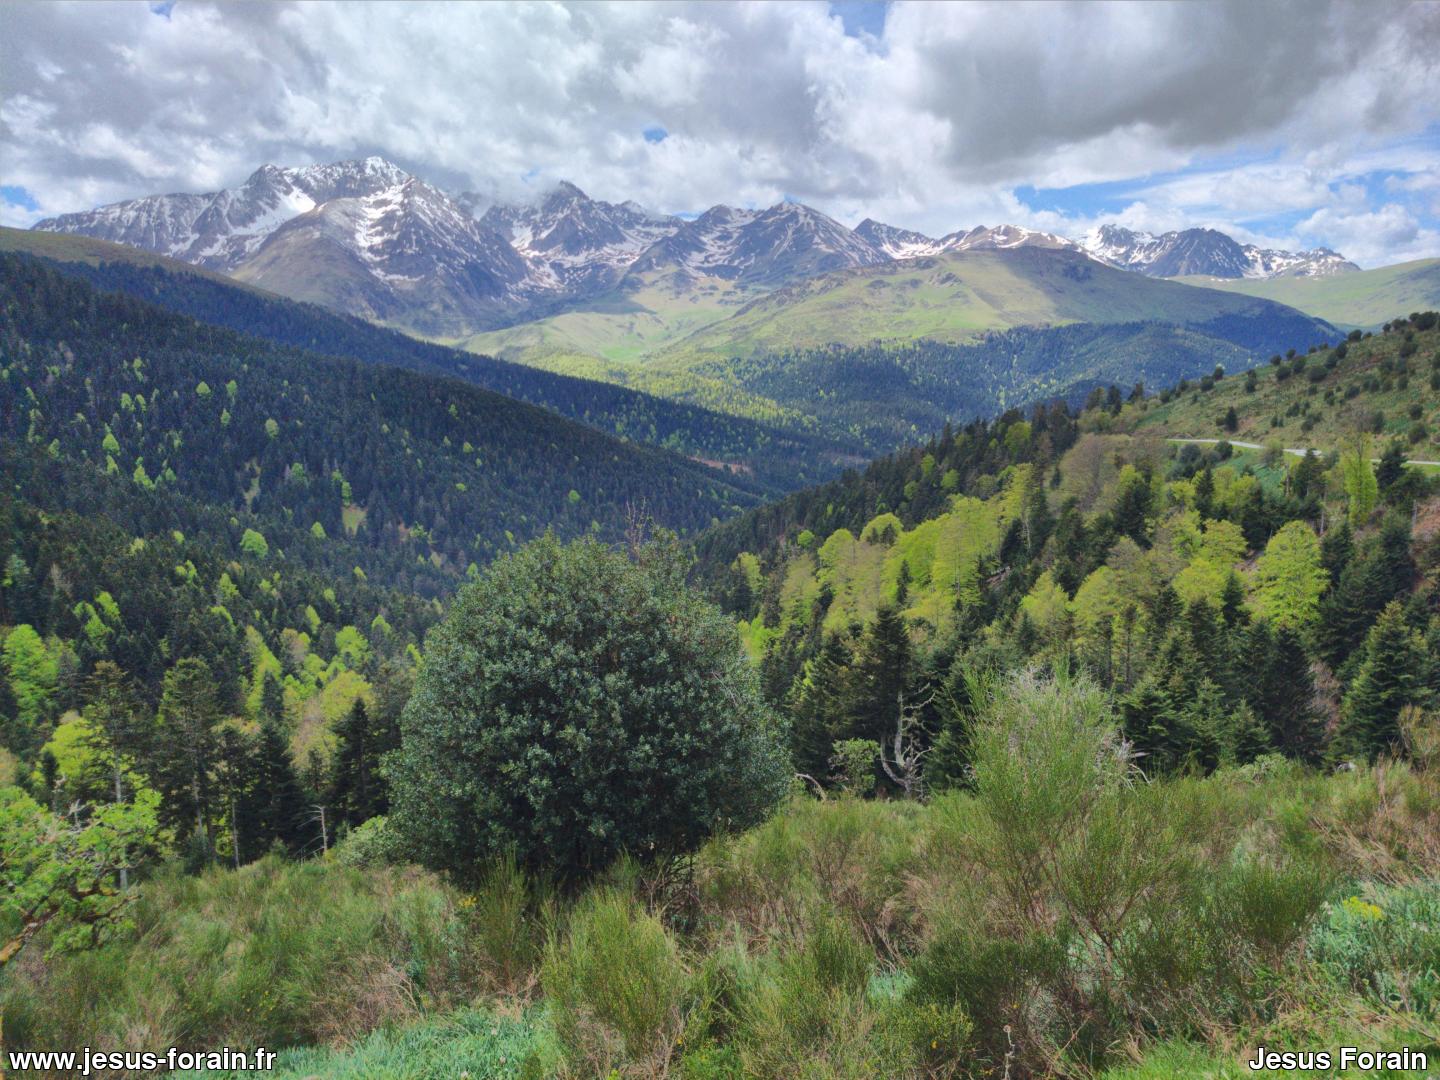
<box><xmin>847</xmin><ymin>605</ymin><xmax>913</xmax><ymax>747</ymax></box>
<box><xmin>253</xmin><ymin>714</ymin><xmax>308</xmax><ymax>853</ymax></box>
<box><xmin>331</xmin><ymin>698</ymin><xmax>382</xmax><ymax>827</ymax></box>
<box><xmin>152</xmin><ymin>657</ymin><xmax>222</xmax><ymax>852</ymax></box>
<box><xmin>1319</xmin><ymin>520</ymin><xmax>1354</xmax><ymax>585</ymax></box>
<box><xmin>80</xmin><ymin>661</ymin><xmax>151</xmax><ymax>808</ymax></box>
<box><xmin>1336</xmin><ymin>602</ymin><xmax>1429</xmax><ymax>762</ymax></box>
<box><xmin>787</xmin><ymin>634</ymin><xmax>853</xmax><ymax>780</ymax></box>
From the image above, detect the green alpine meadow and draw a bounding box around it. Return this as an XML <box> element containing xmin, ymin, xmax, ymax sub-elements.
<box><xmin>4</xmin><ymin>2</ymin><xmax>1440</xmax><ymax>1078</ymax></box>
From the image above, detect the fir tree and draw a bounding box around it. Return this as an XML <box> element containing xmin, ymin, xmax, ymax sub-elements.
<box><xmin>152</xmin><ymin>657</ymin><xmax>222</xmax><ymax>851</ymax></box>
<box><xmin>1335</xmin><ymin>602</ymin><xmax>1429</xmax><ymax>762</ymax></box>
<box><xmin>847</xmin><ymin>605</ymin><xmax>912</xmax><ymax>748</ymax></box>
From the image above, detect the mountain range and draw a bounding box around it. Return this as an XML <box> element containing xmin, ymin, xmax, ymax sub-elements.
<box><xmin>32</xmin><ymin>156</ymin><xmax>1360</xmax><ymax>336</ymax></box>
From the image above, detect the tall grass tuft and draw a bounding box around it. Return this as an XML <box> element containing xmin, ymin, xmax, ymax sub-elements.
<box><xmin>540</xmin><ymin>887</ymin><xmax>689</xmax><ymax>1076</ymax></box>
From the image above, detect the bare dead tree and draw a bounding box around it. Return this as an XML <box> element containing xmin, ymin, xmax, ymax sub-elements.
<box><xmin>623</xmin><ymin>500</ymin><xmax>652</xmax><ymax>558</ymax></box>
<box><xmin>880</xmin><ymin>687</ymin><xmax>935</xmax><ymax>799</ymax></box>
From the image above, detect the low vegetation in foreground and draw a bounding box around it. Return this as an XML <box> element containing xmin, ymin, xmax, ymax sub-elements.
<box><xmin>5</xmin><ymin>672</ymin><xmax>1439</xmax><ymax>1078</ymax></box>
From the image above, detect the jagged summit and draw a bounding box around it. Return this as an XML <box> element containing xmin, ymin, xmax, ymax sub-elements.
<box><xmin>32</xmin><ymin>157</ymin><xmax>1360</xmax><ymax>334</ymax></box>
<box><xmin>1079</xmin><ymin>224</ymin><xmax>1358</xmax><ymax>279</ymax></box>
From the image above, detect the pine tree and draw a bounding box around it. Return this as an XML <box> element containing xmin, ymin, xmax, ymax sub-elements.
<box><xmin>1376</xmin><ymin>440</ymin><xmax>1406</xmax><ymax>493</ymax></box>
<box><xmin>1316</xmin><ymin>518</ymin><xmax>1415</xmax><ymax>669</ymax></box>
<box><xmin>1219</xmin><ymin>572</ymin><xmax>1248</xmax><ymax>629</ymax></box>
<box><xmin>1291</xmin><ymin>450</ymin><xmax>1325</xmax><ymax>502</ymax></box>
<box><xmin>253</xmin><ymin>715</ymin><xmax>308</xmax><ymax>853</ymax></box>
<box><xmin>1320</xmin><ymin>520</ymin><xmax>1354</xmax><ymax>585</ymax></box>
<box><xmin>1242</xmin><ymin>622</ymin><xmax>1323</xmax><ymax>762</ymax></box>
<box><xmin>1194</xmin><ymin>465</ymin><xmax>1215</xmax><ymax>520</ymax></box>
<box><xmin>1335</xmin><ymin>601</ymin><xmax>1429</xmax><ymax>762</ymax></box>
<box><xmin>213</xmin><ymin>721</ymin><xmax>259</xmax><ymax>867</ymax></box>
<box><xmin>80</xmin><ymin>661</ymin><xmax>151</xmax><ymax>808</ymax></box>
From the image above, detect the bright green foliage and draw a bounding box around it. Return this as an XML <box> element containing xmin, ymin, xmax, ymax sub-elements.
<box><xmin>1250</xmin><ymin>521</ymin><xmax>1328</xmax><ymax>631</ymax></box>
<box><xmin>3</xmin><ymin>625</ymin><xmax>58</xmax><ymax>746</ymax></box>
<box><xmin>239</xmin><ymin>528</ymin><xmax>269</xmax><ymax>558</ymax></box>
<box><xmin>264</xmin><ymin>417</ymin><xmax>279</xmax><ymax>439</ymax></box>
<box><xmin>0</xmin><ymin>785</ymin><xmax>159</xmax><ymax>968</ymax></box>
<box><xmin>1341</xmin><ymin>436</ymin><xmax>1379</xmax><ymax>525</ymax></box>
<box><xmin>389</xmin><ymin>534</ymin><xmax>789</xmax><ymax>884</ymax></box>
<box><xmin>1172</xmin><ymin>517</ymin><xmax>1247</xmax><ymax>605</ymax></box>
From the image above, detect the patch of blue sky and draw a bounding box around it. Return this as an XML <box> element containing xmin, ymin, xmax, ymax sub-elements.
<box><xmin>829</xmin><ymin>1</ymin><xmax>888</xmax><ymax>40</ymax></box>
<box><xmin>643</xmin><ymin>126</ymin><xmax>668</xmax><ymax>144</ymax></box>
<box><xmin>2</xmin><ymin>185</ymin><xmax>39</xmax><ymax>212</ymax></box>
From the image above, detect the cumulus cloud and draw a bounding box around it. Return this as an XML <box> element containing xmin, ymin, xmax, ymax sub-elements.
<box><xmin>2</xmin><ymin>0</ymin><xmax>1437</xmax><ymax>264</ymax></box>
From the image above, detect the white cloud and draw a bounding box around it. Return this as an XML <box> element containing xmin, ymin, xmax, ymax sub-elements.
<box><xmin>1</xmin><ymin>0</ymin><xmax>1437</xmax><ymax>261</ymax></box>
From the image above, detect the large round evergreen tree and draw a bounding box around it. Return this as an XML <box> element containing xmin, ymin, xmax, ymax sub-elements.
<box><xmin>388</xmin><ymin>533</ymin><xmax>789</xmax><ymax>884</ymax></box>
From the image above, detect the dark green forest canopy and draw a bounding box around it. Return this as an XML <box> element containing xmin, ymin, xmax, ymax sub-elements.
<box><xmin>0</xmin><ymin>253</ymin><xmax>763</xmax><ymax>595</ymax></box>
<box><xmin>0</xmin><ymin>235</ymin><xmax>859</xmax><ymax>495</ymax></box>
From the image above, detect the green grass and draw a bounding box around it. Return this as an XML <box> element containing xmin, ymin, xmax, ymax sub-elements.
<box><xmin>454</xmin><ymin>272</ymin><xmax>762</xmax><ymax>367</ymax></box>
<box><xmin>461</xmin><ymin>248</ymin><xmax>1308</xmax><ymax>380</ymax></box>
<box><xmin>0</xmin><ymin>226</ymin><xmax>278</xmax><ymax>298</ymax></box>
<box><xmin>1174</xmin><ymin>260</ymin><xmax>1440</xmax><ymax>330</ymax></box>
<box><xmin>1128</xmin><ymin>323</ymin><xmax>1440</xmax><ymax>457</ymax></box>
<box><xmin>187</xmin><ymin>1008</ymin><xmax>555</xmax><ymax>1079</ymax></box>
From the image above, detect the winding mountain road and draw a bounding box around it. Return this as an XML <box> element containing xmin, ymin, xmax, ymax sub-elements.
<box><xmin>1165</xmin><ymin>437</ymin><xmax>1440</xmax><ymax>468</ymax></box>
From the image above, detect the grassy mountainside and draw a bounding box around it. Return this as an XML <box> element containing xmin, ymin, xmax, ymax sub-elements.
<box><xmin>1174</xmin><ymin>258</ymin><xmax>1440</xmax><ymax>329</ymax></box>
<box><xmin>455</xmin><ymin>267</ymin><xmax>762</xmax><ymax>369</ymax></box>
<box><xmin>459</xmin><ymin>248</ymin><xmax>1337</xmax><ymax>453</ymax></box>
<box><xmin>1123</xmin><ymin>315</ymin><xmax>1440</xmax><ymax>455</ymax></box>
<box><xmin>0</xmin><ymin>228</ymin><xmax>860</xmax><ymax>493</ymax></box>
<box><xmin>657</xmin><ymin>247</ymin><xmax>1326</xmax><ymax>364</ymax></box>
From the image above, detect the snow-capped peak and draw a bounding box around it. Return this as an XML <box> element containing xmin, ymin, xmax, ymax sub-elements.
<box><xmin>1077</xmin><ymin>223</ymin><xmax>1358</xmax><ymax>279</ymax></box>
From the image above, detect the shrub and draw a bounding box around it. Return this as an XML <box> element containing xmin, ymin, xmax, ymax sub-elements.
<box><xmin>389</xmin><ymin>534</ymin><xmax>790</xmax><ymax>886</ymax></box>
<box><xmin>463</xmin><ymin>854</ymin><xmax>553</xmax><ymax>995</ymax></box>
<box><xmin>0</xmin><ymin>857</ymin><xmax>479</xmax><ymax>1054</ymax></box>
<box><xmin>541</xmin><ymin>889</ymin><xmax>689</xmax><ymax>1072</ymax></box>
<box><xmin>1309</xmin><ymin>880</ymin><xmax>1440</xmax><ymax>1017</ymax></box>
<box><xmin>332</xmin><ymin>814</ymin><xmax>400</xmax><ymax>869</ymax></box>
<box><xmin>904</xmin><ymin>670</ymin><xmax>1332</xmax><ymax>1073</ymax></box>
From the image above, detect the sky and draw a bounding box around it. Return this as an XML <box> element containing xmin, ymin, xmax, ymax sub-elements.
<box><xmin>2</xmin><ymin>0</ymin><xmax>1438</xmax><ymax>267</ymax></box>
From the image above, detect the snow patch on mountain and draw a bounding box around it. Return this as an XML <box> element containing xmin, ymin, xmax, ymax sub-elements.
<box><xmin>1079</xmin><ymin>224</ymin><xmax>1358</xmax><ymax>279</ymax></box>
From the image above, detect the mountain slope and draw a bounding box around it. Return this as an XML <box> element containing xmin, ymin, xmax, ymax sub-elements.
<box><xmin>462</xmin><ymin>247</ymin><xmax>1336</xmax><ymax>452</ymax></box>
<box><xmin>0</xmin><ymin>227</ymin><xmax>861</xmax><ymax>492</ymax></box>
<box><xmin>655</xmin><ymin>247</ymin><xmax>1336</xmax><ymax>364</ymax></box>
<box><xmin>1172</xmin><ymin>258</ymin><xmax>1440</xmax><ymax>329</ymax></box>
<box><xmin>0</xmin><ymin>254</ymin><xmax>763</xmax><ymax>596</ymax></box>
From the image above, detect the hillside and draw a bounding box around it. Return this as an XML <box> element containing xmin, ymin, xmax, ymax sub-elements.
<box><xmin>1174</xmin><ymin>258</ymin><xmax>1440</xmax><ymax>329</ymax></box>
<box><xmin>654</xmin><ymin>247</ymin><xmax>1331</xmax><ymax>363</ymax></box>
<box><xmin>0</xmin><ymin>254</ymin><xmax>762</xmax><ymax>596</ymax></box>
<box><xmin>1124</xmin><ymin>314</ymin><xmax>1440</xmax><ymax>454</ymax></box>
<box><xmin>0</xmin><ymin>228</ymin><xmax>861</xmax><ymax>492</ymax></box>
<box><xmin>459</xmin><ymin>247</ymin><xmax>1336</xmax><ymax>452</ymax></box>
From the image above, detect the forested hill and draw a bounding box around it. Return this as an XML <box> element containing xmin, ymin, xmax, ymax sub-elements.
<box><xmin>0</xmin><ymin>253</ymin><xmax>761</xmax><ymax>598</ymax></box>
<box><xmin>698</xmin><ymin>312</ymin><xmax>1440</xmax><ymax>784</ymax></box>
<box><xmin>0</xmin><ymin>228</ymin><xmax>860</xmax><ymax>494</ymax></box>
